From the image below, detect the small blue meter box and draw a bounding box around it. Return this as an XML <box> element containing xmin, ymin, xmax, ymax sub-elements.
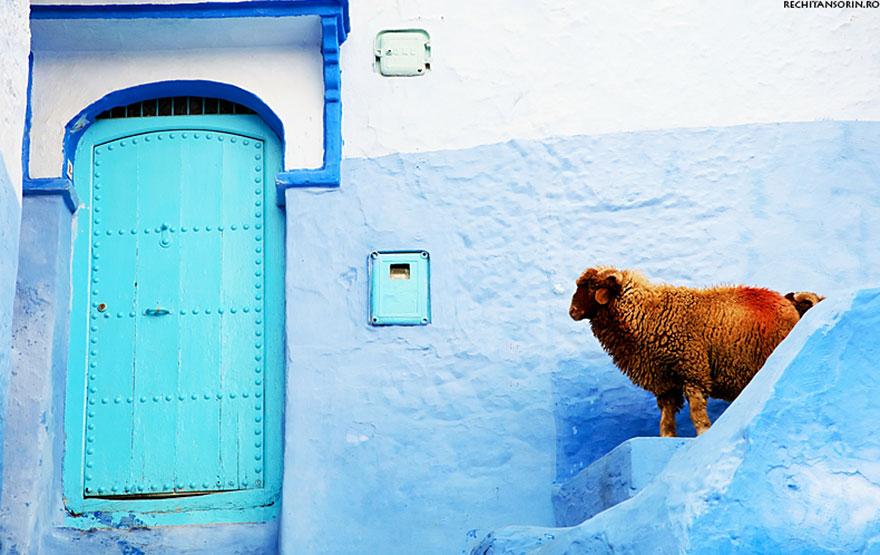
<box><xmin>369</xmin><ymin>251</ymin><xmax>431</xmax><ymax>325</ymax></box>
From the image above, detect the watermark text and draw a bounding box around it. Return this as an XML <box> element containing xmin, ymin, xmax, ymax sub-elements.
<box><xmin>784</xmin><ymin>1</ymin><xmax>879</xmax><ymax>7</ymax></box>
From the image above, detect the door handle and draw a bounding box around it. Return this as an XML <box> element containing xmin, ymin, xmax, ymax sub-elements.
<box><xmin>144</xmin><ymin>307</ymin><xmax>171</xmax><ymax>316</ymax></box>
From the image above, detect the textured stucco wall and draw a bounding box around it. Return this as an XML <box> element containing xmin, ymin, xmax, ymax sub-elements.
<box><xmin>341</xmin><ymin>2</ymin><xmax>880</xmax><ymax>159</ymax></box>
<box><xmin>2</xmin><ymin>196</ymin><xmax>72</xmax><ymax>553</ymax></box>
<box><xmin>281</xmin><ymin>121</ymin><xmax>880</xmax><ymax>554</ymax></box>
<box><xmin>0</xmin><ymin>0</ymin><xmax>28</xmax><ymax>193</ymax></box>
<box><xmin>0</xmin><ymin>156</ymin><xmax>21</xmax><ymax>514</ymax></box>
<box><xmin>0</xmin><ymin>0</ymin><xmax>28</xmax><ymax>513</ymax></box>
<box><xmin>477</xmin><ymin>288</ymin><xmax>880</xmax><ymax>554</ymax></box>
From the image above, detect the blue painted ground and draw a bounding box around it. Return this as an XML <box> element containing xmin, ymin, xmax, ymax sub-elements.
<box><xmin>475</xmin><ymin>288</ymin><xmax>880</xmax><ymax>554</ymax></box>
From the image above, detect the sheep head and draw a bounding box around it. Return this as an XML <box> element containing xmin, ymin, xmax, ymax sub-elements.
<box><xmin>784</xmin><ymin>291</ymin><xmax>825</xmax><ymax>318</ymax></box>
<box><xmin>570</xmin><ymin>266</ymin><xmax>624</xmax><ymax>321</ymax></box>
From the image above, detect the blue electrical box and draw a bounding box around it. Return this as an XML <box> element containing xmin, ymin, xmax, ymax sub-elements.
<box><xmin>369</xmin><ymin>251</ymin><xmax>430</xmax><ymax>325</ymax></box>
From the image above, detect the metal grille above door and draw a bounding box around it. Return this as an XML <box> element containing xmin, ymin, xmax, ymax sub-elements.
<box><xmin>96</xmin><ymin>97</ymin><xmax>256</xmax><ymax>119</ymax></box>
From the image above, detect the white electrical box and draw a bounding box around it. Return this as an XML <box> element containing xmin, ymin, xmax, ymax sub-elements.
<box><xmin>374</xmin><ymin>29</ymin><xmax>431</xmax><ymax>77</ymax></box>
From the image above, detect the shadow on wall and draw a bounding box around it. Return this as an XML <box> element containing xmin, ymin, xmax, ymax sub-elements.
<box><xmin>552</xmin><ymin>357</ymin><xmax>729</xmax><ymax>479</ymax></box>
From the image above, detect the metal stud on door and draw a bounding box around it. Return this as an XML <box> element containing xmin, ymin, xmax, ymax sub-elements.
<box><xmin>85</xmin><ymin>130</ymin><xmax>266</xmax><ymax>498</ymax></box>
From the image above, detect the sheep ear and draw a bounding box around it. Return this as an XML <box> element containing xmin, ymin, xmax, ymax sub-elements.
<box><xmin>600</xmin><ymin>269</ymin><xmax>624</xmax><ymax>293</ymax></box>
<box><xmin>602</xmin><ymin>269</ymin><xmax>621</xmax><ymax>283</ymax></box>
<box><xmin>785</xmin><ymin>292</ymin><xmax>796</xmax><ymax>302</ymax></box>
<box><xmin>595</xmin><ymin>288</ymin><xmax>612</xmax><ymax>305</ymax></box>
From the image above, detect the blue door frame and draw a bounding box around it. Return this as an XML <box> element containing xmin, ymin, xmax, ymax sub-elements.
<box><xmin>64</xmin><ymin>114</ymin><xmax>285</xmax><ymax>528</ymax></box>
<box><xmin>28</xmin><ymin>2</ymin><xmax>351</xmax><ymax>206</ymax></box>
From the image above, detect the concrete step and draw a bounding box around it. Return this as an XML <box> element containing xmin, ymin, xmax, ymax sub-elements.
<box><xmin>552</xmin><ymin>436</ymin><xmax>691</xmax><ymax>527</ymax></box>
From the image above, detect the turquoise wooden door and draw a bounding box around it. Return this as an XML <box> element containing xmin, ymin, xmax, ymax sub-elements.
<box><xmin>66</xmin><ymin>115</ymin><xmax>283</xmax><ymax>516</ymax></box>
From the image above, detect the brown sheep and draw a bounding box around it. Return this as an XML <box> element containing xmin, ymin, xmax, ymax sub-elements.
<box><xmin>785</xmin><ymin>291</ymin><xmax>825</xmax><ymax>317</ymax></box>
<box><xmin>569</xmin><ymin>266</ymin><xmax>801</xmax><ymax>437</ymax></box>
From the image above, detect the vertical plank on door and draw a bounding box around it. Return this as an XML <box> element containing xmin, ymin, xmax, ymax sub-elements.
<box><xmin>131</xmin><ymin>133</ymin><xmax>182</xmax><ymax>494</ymax></box>
<box><xmin>86</xmin><ymin>140</ymin><xmax>139</xmax><ymax>495</ymax></box>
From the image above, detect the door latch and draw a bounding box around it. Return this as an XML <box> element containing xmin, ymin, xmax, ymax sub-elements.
<box><xmin>144</xmin><ymin>307</ymin><xmax>171</xmax><ymax>316</ymax></box>
<box><xmin>160</xmin><ymin>223</ymin><xmax>172</xmax><ymax>248</ymax></box>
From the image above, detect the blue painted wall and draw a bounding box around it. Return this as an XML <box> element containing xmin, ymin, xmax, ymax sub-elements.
<box><xmin>3</xmin><ymin>195</ymin><xmax>72</xmax><ymax>553</ymax></box>
<box><xmin>281</xmin><ymin>121</ymin><xmax>880</xmax><ymax>554</ymax></box>
<box><xmin>0</xmin><ymin>152</ymin><xmax>21</xmax><ymax>509</ymax></box>
<box><xmin>5</xmin><ymin>120</ymin><xmax>880</xmax><ymax>553</ymax></box>
<box><xmin>3</xmin><ymin>191</ymin><xmax>279</xmax><ymax>554</ymax></box>
<box><xmin>477</xmin><ymin>287</ymin><xmax>880</xmax><ymax>554</ymax></box>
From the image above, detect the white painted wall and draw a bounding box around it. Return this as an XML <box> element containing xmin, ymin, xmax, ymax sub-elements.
<box><xmin>29</xmin><ymin>3</ymin><xmax>880</xmax><ymax>177</ymax></box>
<box><xmin>28</xmin><ymin>16</ymin><xmax>324</xmax><ymax>179</ymax></box>
<box><xmin>0</xmin><ymin>0</ymin><xmax>30</xmax><ymax>197</ymax></box>
<box><xmin>341</xmin><ymin>1</ymin><xmax>880</xmax><ymax>159</ymax></box>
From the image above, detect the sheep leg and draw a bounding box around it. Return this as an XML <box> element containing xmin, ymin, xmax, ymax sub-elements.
<box><xmin>656</xmin><ymin>392</ymin><xmax>680</xmax><ymax>438</ymax></box>
<box><xmin>684</xmin><ymin>386</ymin><xmax>712</xmax><ymax>435</ymax></box>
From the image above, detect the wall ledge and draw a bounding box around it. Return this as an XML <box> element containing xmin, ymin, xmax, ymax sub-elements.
<box><xmin>22</xmin><ymin>177</ymin><xmax>78</xmax><ymax>213</ymax></box>
<box><xmin>274</xmin><ymin>13</ymin><xmax>344</xmax><ymax>205</ymax></box>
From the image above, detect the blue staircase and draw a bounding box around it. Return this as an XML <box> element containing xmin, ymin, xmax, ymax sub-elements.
<box><xmin>552</xmin><ymin>437</ymin><xmax>691</xmax><ymax>527</ymax></box>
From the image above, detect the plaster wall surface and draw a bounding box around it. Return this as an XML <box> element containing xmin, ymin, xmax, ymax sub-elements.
<box><xmin>281</xmin><ymin>121</ymin><xmax>880</xmax><ymax>554</ymax></box>
<box><xmin>0</xmin><ymin>0</ymin><xmax>28</xmax><ymax>194</ymax></box>
<box><xmin>30</xmin><ymin>1</ymin><xmax>880</xmax><ymax>164</ymax></box>
<box><xmin>28</xmin><ymin>16</ymin><xmax>324</xmax><ymax>179</ymax></box>
<box><xmin>2</xmin><ymin>196</ymin><xmax>71</xmax><ymax>554</ymax></box>
<box><xmin>0</xmin><ymin>156</ymin><xmax>21</xmax><ymax>513</ymax></box>
<box><xmin>341</xmin><ymin>1</ymin><xmax>880</xmax><ymax>159</ymax></box>
<box><xmin>0</xmin><ymin>0</ymin><xmax>28</xmax><ymax>511</ymax></box>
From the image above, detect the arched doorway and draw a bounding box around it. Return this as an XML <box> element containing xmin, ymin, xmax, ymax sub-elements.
<box><xmin>63</xmin><ymin>98</ymin><xmax>284</xmax><ymax>525</ymax></box>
